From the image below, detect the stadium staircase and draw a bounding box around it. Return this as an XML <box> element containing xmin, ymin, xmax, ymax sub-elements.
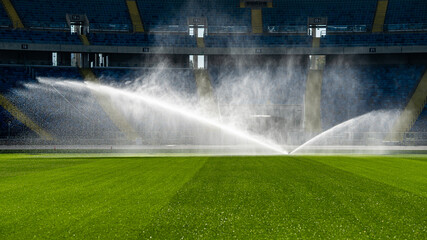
<box><xmin>79</xmin><ymin>35</ymin><xmax>90</xmax><ymax>46</ymax></box>
<box><xmin>304</xmin><ymin>70</ymin><xmax>323</xmax><ymax>133</ymax></box>
<box><xmin>251</xmin><ymin>9</ymin><xmax>263</xmax><ymax>34</ymax></box>
<box><xmin>197</xmin><ymin>37</ymin><xmax>205</xmax><ymax>48</ymax></box>
<box><xmin>80</xmin><ymin>68</ymin><xmax>139</xmax><ymax>141</ymax></box>
<box><xmin>305</xmin><ymin>35</ymin><xmax>324</xmax><ymax>133</ymax></box>
<box><xmin>1</xmin><ymin>0</ymin><xmax>23</xmax><ymax>28</ymax></box>
<box><xmin>194</xmin><ymin>69</ymin><xmax>217</xmax><ymax>116</ymax></box>
<box><xmin>372</xmin><ymin>0</ymin><xmax>389</xmax><ymax>32</ymax></box>
<box><xmin>126</xmin><ymin>0</ymin><xmax>144</xmax><ymax>32</ymax></box>
<box><xmin>0</xmin><ymin>94</ymin><xmax>53</xmax><ymax>140</ymax></box>
<box><xmin>312</xmin><ymin>38</ymin><xmax>320</xmax><ymax>48</ymax></box>
<box><xmin>386</xmin><ymin>68</ymin><xmax>427</xmax><ymax>142</ymax></box>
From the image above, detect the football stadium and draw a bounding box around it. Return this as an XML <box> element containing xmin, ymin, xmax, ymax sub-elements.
<box><xmin>0</xmin><ymin>0</ymin><xmax>426</xmax><ymax>239</ymax></box>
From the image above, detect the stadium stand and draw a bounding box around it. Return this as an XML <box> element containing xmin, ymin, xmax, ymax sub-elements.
<box><xmin>135</xmin><ymin>0</ymin><xmax>251</xmax><ymax>33</ymax></box>
<box><xmin>86</xmin><ymin>33</ymin><xmax>196</xmax><ymax>47</ymax></box>
<box><xmin>263</xmin><ymin>0</ymin><xmax>377</xmax><ymax>32</ymax></box>
<box><xmin>0</xmin><ymin>105</ymin><xmax>36</xmax><ymax>138</ymax></box>
<box><xmin>0</xmin><ymin>0</ymin><xmax>426</xmax><ymax>142</ymax></box>
<box><xmin>0</xmin><ymin>66</ymin><xmax>120</xmax><ymax>140</ymax></box>
<box><xmin>0</xmin><ymin>66</ymin><xmax>81</xmax><ymax>91</ymax></box>
<box><xmin>126</xmin><ymin>0</ymin><xmax>144</xmax><ymax>32</ymax></box>
<box><xmin>320</xmin><ymin>33</ymin><xmax>427</xmax><ymax>47</ymax></box>
<box><xmin>0</xmin><ymin>65</ymin><xmax>36</xmax><ymax>91</ymax></box>
<box><xmin>35</xmin><ymin>67</ymin><xmax>83</xmax><ymax>80</ymax></box>
<box><xmin>321</xmin><ymin>64</ymin><xmax>426</xmax><ymax>129</ymax></box>
<box><xmin>1</xmin><ymin>29</ymin><xmax>427</xmax><ymax>48</ymax></box>
<box><xmin>2</xmin><ymin>0</ymin><xmax>24</xmax><ymax>29</ymax></box>
<box><xmin>371</xmin><ymin>0</ymin><xmax>388</xmax><ymax>33</ymax></box>
<box><xmin>411</xmin><ymin>104</ymin><xmax>427</xmax><ymax>132</ymax></box>
<box><xmin>2</xmin><ymin>0</ymin><xmax>426</xmax><ymax>34</ymax></box>
<box><xmin>384</xmin><ymin>0</ymin><xmax>427</xmax><ymax>32</ymax></box>
<box><xmin>385</xmin><ymin>0</ymin><xmax>427</xmax><ymax>27</ymax></box>
<box><xmin>0</xmin><ymin>3</ymin><xmax>11</xmax><ymax>27</ymax></box>
<box><xmin>10</xmin><ymin>0</ymin><xmax>132</xmax><ymax>31</ymax></box>
<box><xmin>204</xmin><ymin>35</ymin><xmax>311</xmax><ymax>47</ymax></box>
<box><xmin>0</xmin><ymin>29</ymin><xmax>82</xmax><ymax>44</ymax></box>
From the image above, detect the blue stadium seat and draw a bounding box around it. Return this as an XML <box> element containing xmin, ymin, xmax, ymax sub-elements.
<box><xmin>0</xmin><ymin>29</ymin><xmax>82</xmax><ymax>44</ymax></box>
<box><xmin>384</xmin><ymin>0</ymin><xmax>427</xmax><ymax>31</ymax></box>
<box><xmin>263</xmin><ymin>0</ymin><xmax>377</xmax><ymax>32</ymax></box>
<box><xmin>320</xmin><ymin>33</ymin><xmax>427</xmax><ymax>47</ymax></box>
<box><xmin>135</xmin><ymin>0</ymin><xmax>251</xmax><ymax>33</ymax></box>
<box><xmin>87</xmin><ymin>33</ymin><xmax>196</xmax><ymax>47</ymax></box>
<box><xmin>204</xmin><ymin>35</ymin><xmax>311</xmax><ymax>47</ymax></box>
<box><xmin>0</xmin><ymin>4</ymin><xmax>11</xmax><ymax>27</ymax></box>
<box><xmin>385</xmin><ymin>0</ymin><xmax>427</xmax><ymax>25</ymax></box>
<box><xmin>3</xmin><ymin>0</ymin><xmax>427</xmax><ymax>34</ymax></box>
<box><xmin>11</xmin><ymin>0</ymin><xmax>132</xmax><ymax>31</ymax></box>
<box><xmin>0</xmin><ymin>66</ymin><xmax>37</xmax><ymax>92</ymax></box>
<box><xmin>34</xmin><ymin>67</ymin><xmax>83</xmax><ymax>80</ymax></box>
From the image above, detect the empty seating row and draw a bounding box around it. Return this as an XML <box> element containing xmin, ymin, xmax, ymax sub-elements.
<box><xmin>1</xmin><ymin>29</ymin><xmax>427</xmax><ymax>48</ymax></box>
<box><xmin>0</xmin><ymin>29</ymin><xmax>81</xmax><ymax>44</ymax></box>
<box><xmin>136</xmin><ymin>0</ymin><xmax>251</xmax><ymax>33</ymax></box>
<box><xmin>384</xmin><ymin>0</ymin><xmax>427</xmax><ymax>31</ymax></box>
<box><xmin>263</xmin><ymin>0</ymin><xmax>377</xmax><ymax>31</ymax></box>
<box><xmin>87</xmin><ymin>33</ymin><xmax>196</xmax><ymax>47</ymax></box>
<box><xmin>11</xmin><ymin>0</ymin><xmax>131</xmax><ymax>31</ymax></box>
<box><xmin>0</xmin><ymin>4</ymin><xmax>10</xmax><ymax>27</ymax></box>
<box><xmin>3</xmin><ymin>0</ymin><xmax>427</xmax><ymax>33</ymax></box>
<box><xmin>385</xmin><ymin>0</ymin><xmax>427</xmax><ymax>25</ymax></box>
<box><xmin>205</xmin><ymin>35</ymin><xmax>312</xmax><ymax>47</ymax></box>
<box><xmin>320</xmin><ymin>33</ymin><xmax>427</xmax><ymax>47</ymax></box>
<box><xmin>0</xmin><ymin>65</ymin><xmax>36</xmax><ymax>92</ymax></box>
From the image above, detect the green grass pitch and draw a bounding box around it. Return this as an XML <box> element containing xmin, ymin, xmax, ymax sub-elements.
<box><xmin>0</xmin><ymin>154</ymin><xmax>426</xmax><ymax>239</ymax></box>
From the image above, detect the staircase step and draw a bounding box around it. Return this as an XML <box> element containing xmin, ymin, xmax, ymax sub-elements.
<box><xmin>1</xmin><ymin>0</ymin><xmax>24</xmax><ymax>28</ymax></box>
<box><xmin>372</xmin><ymin>0</ymin><xmax>389</xmax><ymax>33</ymax></box>
<box><xmin>251</xmin><ymin>9</ymin><xmax>263</xmax><ymax>34</ymax></box>
<box><xmin>126</xmin><ymin>0</ymin><xmax>144</xmax><ymax>33</ymax></box>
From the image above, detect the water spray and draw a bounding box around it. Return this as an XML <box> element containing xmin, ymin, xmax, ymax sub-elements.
<box><xmin>83</xmin><ymin>81</ymin><xmax>289</xmax><ymax>155</ymax></box>
<box><xmin>290</xmin><ymin>110</ymin><xmax>398</xmax><ymax>155</ymax></box>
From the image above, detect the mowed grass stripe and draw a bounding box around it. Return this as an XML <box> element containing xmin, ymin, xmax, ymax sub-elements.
<box><xmin>0</xmin><ymin>155</ymin><xmax>207</xmax><ymax>239</ymax></box>
<box><xmin>295</xmin><ymin>157</ymin><xmax>426</xmax><ymax>238</ymax></box>
<box><xmin>397</xmin><ymin>155</ymin><xmax>427</xmax><ymax>162</ymax></box>
<box><xmin>308</xmin><ymin>155</ymin><xmax>427</xmax><ymax>197</ymax></box>
<box><xmin>141</xmin><ymin>156</ymin><xmax>427</xmax><ymax>239</ymax></box>
<box><xmin>0</xmin><ymin>157</ymin><xmax>91</xmax><ymax>179</ymax></box>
